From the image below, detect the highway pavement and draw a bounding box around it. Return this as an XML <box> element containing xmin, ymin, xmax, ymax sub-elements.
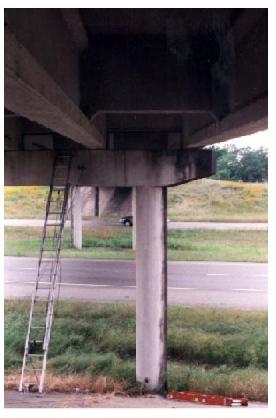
<box><xmin>4</xmin><ymin>257</ymin><xmax>267</xmax><ymax>309</ymax></box>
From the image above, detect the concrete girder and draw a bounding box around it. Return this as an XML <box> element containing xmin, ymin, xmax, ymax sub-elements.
<box><xmin>4</xmin><ymin>8</ymin><xmax>81</xmax><ymax>104</ymax></box>
<box><xmin>4</xmin><ymin>149</ymin><xmax>215</xmax><ymax>187</ymax></box>
<box><xmin>61</xmin><ymin>9</ymin><xmax>88</xmax><ymax>51</ymax></box>
<box><xmin>184</xmin><ymin>96</ymin><xmax>268</xmax><ymax>148</ymax></box>
<box><xmin>4</xmin><ymin>28</ymin><xmax>104</xmax><ymax>149</ymax></box>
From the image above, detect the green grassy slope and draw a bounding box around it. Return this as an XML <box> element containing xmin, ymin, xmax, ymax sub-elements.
<box><xmin>4</xmin><ymin>179</ymin><xmax>268</xmax><ymax>222</ymax></box>
<box><xmin>4</xmin><ymin>186</ymin><xmax>48</xmax><ymax>219</ymax></box>
<box><xmin>168</xmin><ymin>179</ymin><xmax>268</xmax><ymax>222</ymax></box>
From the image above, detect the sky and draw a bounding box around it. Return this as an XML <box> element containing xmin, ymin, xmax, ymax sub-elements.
<box><xmin>213</xmin><ymin>130</ymin><xmax>269</xmax><ymax>150</ymax></box>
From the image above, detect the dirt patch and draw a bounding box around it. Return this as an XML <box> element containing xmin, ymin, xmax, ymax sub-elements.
<box><xmin>5</xmin><ymin>372</ymin><xmax>123</xmax><ymax>394</ymax></box>
<box><xmin>4</xmin><ymin>390</ymin><xmax>212</xmax><ymax>408</ymax></box>
<box><xmin>4</xmin><ymin>390</ymin><xmax>267</xmax><ymax>408</ymax></box>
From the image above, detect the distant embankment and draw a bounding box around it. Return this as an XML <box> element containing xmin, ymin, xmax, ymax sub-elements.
<box><xmin>4</xmin><ymin>179</ymin><xmax>267</xmax><ymax>222</ymax></box>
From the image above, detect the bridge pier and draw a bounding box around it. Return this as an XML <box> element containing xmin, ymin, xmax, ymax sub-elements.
<box><xmin>132</xmin><ymin>187</ymin><xmax>136</xmax><ymax>250</ymax></box>
<box><xmin>136</xmin><ymin>186</ymin><xmax>167</xmax><ymax>392</ymax></box>
<box><xmin>5</xmin><ymin>148</ymin><xmax>214</xmax><ymax>392</ymax></box>
<box><xmin>71</xmin><ymin>186</ymin><xmax>82</xmax><ymax>249</ymax></box>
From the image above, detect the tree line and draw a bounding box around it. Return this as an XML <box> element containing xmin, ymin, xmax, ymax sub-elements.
<box><xmin>211</xmin><ymin>145</ymin><xmax>268</xmax><ymax>183</ymax></box>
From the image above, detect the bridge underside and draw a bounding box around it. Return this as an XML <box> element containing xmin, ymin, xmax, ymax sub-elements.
<box><xmin>5</xmin><ymin>8</ymin><xmax>267</xmax><ymax>154</ymax></box>
<box><xmin>4</xmin><ymin>8</ymin><xmax>268</xmax><ymax>392</ymax></box>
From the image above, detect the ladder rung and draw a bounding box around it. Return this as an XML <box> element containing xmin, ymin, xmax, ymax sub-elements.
<box><xmin>35</xmin><ymin>287</ymin><xmax>58</xmax><ymax>293</ymax></box>
<box><xmin>37</xmin><ymin>271</ymin><xmax>55</xmax><ymax>277</ymax></box>
<box><xmin>41</xmin><ymin>244</ymin><xmax>58</xmax><ymax>247</ymax></box>
<box><xmin>31</xmin><ymin>325</ymin><xmax>46</xmax><ymax>329</ymax></box>
<box><xmin>38</xmin><ymin>267</ymin><xmax>56</xmax><ymax>271</ymax></box>
<box><xmin>33</xmin><ymin>304</ymin><xmax>48</xmax><ymax>309</ymax></box>
<box><xmin>36</xmin><ymin>284</ymin><xmax>53</xmax><ymax>288</ymax></box>
<box><xmin>37</xmin><ymin>280</ymin><xmax>55</xmax><ymax>289</ymax></box>
<box><xmin>25</xmin><ymin>368</ymin><xmax>42</xmax><ymax>371</ymax></box>
<box><xmin>37</xmin><ymin>275</ymin><xmax>56</xmax><ymax>280</ymax></box>
<box><xmin>35</xmin><ymin>297</ymin><xmax>55</xmax><ymax>303</ymax></box>
<box><xmin>27</xmin><ymin>354</ymin><xmax>44</xmax><ymax>357</ymax></box>
<box><xmin>37</xmin><ymin>277</ymin><xmax>55</xmax><ymax>282</ymax></box>
<box><xmin>35</xmin><ymin>290</ymin><xmax>55</xmax><ymax>295</ymax></box>
<box><xmin>33</xmin><ymin>300</ymin><xmax>49</xmax><ymax>304</ymax></box>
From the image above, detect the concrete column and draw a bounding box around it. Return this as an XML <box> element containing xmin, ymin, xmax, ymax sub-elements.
<box><xmin>136</xmin><ymin>187</ymin><xmax>167</xmax><ymax>392</ymax></box>
<box><xmin>94</xmin><ymin>187</ymin><xmax>99</xmax><ymax>217</ymax></box>
<box><xmin>132</xmin><ymin>187</ymin><xmax>136</xmax><ymax>250</ymax></box>
<box><xmin>71</xmin><ymin>186</ymin><xmax>82</xmax><ymax>249</ymax></box>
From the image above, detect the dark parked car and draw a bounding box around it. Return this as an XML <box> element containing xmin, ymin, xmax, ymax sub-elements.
<box><xmin>119</xmin><ymin>216</ymin><xmax>170</xmax><ymax>226</ymax></box>
<box><xmin>119</xmin><ymin>215</ymin><xmax>133</xmax><ymax>227</ymax></box>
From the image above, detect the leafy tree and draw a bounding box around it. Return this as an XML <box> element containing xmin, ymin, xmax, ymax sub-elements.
<box><xmin>211</xmin><ymin>145</ymin><xmax>268</xmax><ymax>182</ymax></box>
<box><xmin>214</xmin><ymin>150</ymin><xmax>240</xmax><ymax>180</ymax></box>
<box><xmin>239</xmin><ymin>147</ymin><xmax>268</xmax><ymax>182</ymax></box>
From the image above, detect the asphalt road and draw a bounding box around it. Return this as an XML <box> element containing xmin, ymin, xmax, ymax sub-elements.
<box><xmin>4</xmin><ymin>257</ymin><xmax>267</xmax><ymax>309</ymax></box>
<box><xmin>4</xmin><ymin>219</ymin><xmax>268</xmax><ymax>230</ymax></box>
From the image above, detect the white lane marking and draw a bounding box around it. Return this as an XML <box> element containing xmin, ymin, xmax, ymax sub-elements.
<box><xmin>5</xmin><ymin>280</ymin><xmax>21</xmax><ymax>283</ymax></box>
<box><xmin>5</xmin><ymin>281</ymin><xmax>267</xmax><ymax>293</ymax></box>
<box><xmin>21</xmin><ymin>281</ymin><xmax>113</xmax><ymax>288</ymax></box>
<box><xmin>122</xmin><ymin>286</ymin><xmax>196</xmax><ymax>291</ymax></box>
<box><xmin>5</xmin><ymin>281</ymin><xmax>197</xmax><ymax>291</ymax></box>
<box><xmin>60</xmin><ymin>283</ymin><xmax>112</xmax><ymax>288</ymax></box>
<box><xmin>206</xmin><ymin>273</ymin><xmax>230</xmax><ymax>276</ymax></box>
<box><xmin>233</xmin><ymin>288</ymin><xmax>267</xmax><ymax>292</ymax></box>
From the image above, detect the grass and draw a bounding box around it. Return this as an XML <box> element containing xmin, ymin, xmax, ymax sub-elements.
<box><xmin>168</xmin><ymin>178</ymin><xmax>267</xmax><ymax>222</ymax></box>
<box><xmin>4</xmin><ymin>301</ymin><xmax>268</xmax><ymax>401</ymax></box>
<box><xmin>4</xmin><ymin>179</ymin><xmax>268</xmax><ymax>222</ymax></box>
<box><xmin>4</xmin><ymin>186</ymin><xmax>49</xmax><ymax>219</ymax></box>
<box><xmin>4</xmin><ymin>226</ymin><xmax>267</xmax><ymax>262</ymax></box>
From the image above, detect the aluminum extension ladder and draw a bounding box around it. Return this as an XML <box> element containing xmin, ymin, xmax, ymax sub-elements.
<box><xmin>19</xmin><ymin>154</ymin><xmax>72</xmax><ymax>393</ymax></box>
